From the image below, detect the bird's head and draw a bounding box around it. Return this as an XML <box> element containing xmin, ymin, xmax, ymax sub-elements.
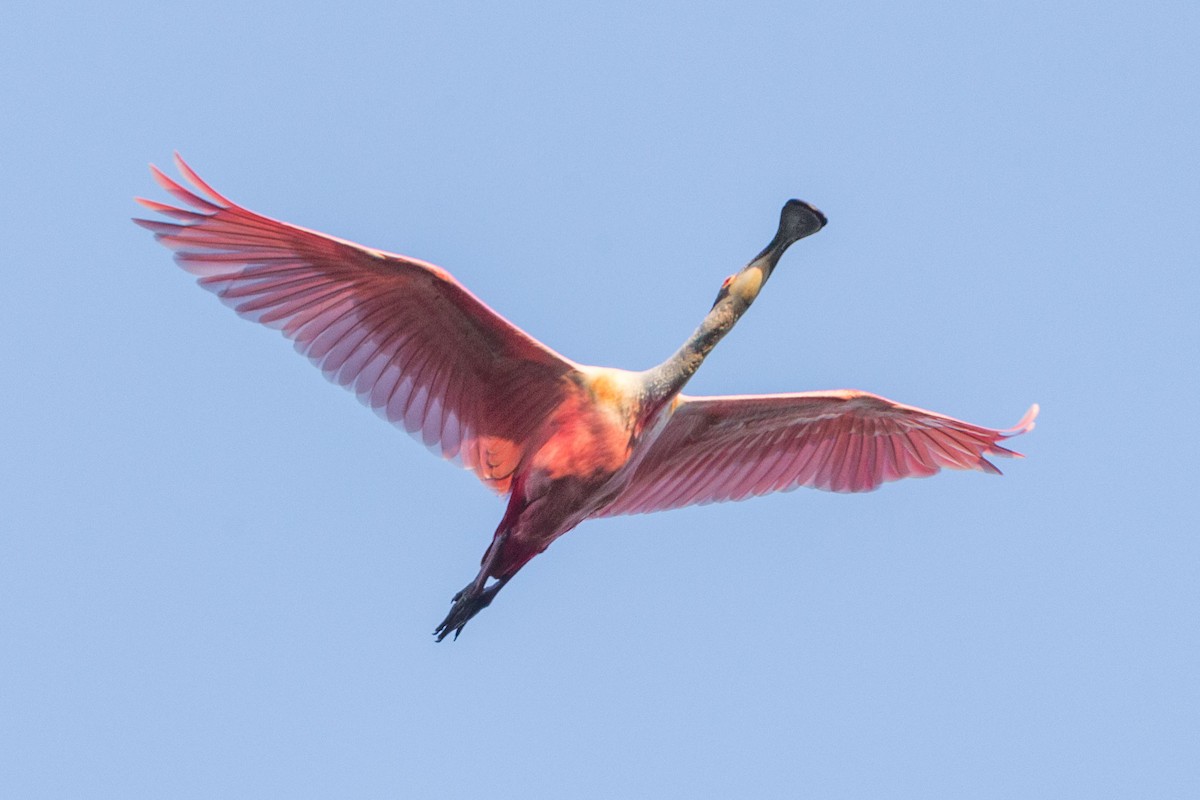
<box><xmin>776</xmin><ymin>199</ymin><xmax>827</xmax><ymax>248</ymax></box>
<box><xmin>712</xmin><ymin>200</ymin><xmax>826</xmax><ymax>309</ymax></box>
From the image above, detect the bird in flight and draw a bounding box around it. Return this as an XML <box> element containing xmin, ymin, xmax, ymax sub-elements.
<box><xmin>136</xmin><ymin>155</ymin><xmax>1037</xmax><ymax>641</ymax></box>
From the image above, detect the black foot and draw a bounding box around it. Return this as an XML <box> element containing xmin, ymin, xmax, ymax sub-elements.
<box><xmin>433</xmin><ymin>577</ymin><xmax>509</xmax><ymax>642</ymax></box>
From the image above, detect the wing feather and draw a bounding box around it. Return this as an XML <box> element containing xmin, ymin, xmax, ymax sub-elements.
<box><xmin>598</xmin><ymin>391</ymin><xmax>1037</xmax><ymax>516</ymax></box>
<box><xmin>136</xmin><ymin>155</ymin><xmax>578</xmax><ymax>492</ymax></box>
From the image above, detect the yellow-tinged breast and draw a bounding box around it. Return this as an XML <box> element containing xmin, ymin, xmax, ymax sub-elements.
<box><xmin>581</xmin><ymin>367</ymin><xmax>642</xmax><ymax>413</ymax></box>
<box><xmin>729</xmin><ymin>265</ymin><xmax>765</xmax><ymax>303</ymax></box>
<box><xmin>529</xmin><ymin>369</ymin><xmax>644</xmax><ymax>481</ymax></box>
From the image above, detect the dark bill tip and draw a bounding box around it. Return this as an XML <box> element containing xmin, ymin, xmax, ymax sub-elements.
<box><xmin>779</xmin><ymin>199</ymin><xmax>827</xmax><ymax>243</ymax></box>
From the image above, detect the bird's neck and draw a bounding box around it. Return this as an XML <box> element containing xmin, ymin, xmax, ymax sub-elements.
<box><xmin>642</xmin><ymin>240</ymin><xmax>788</xmax><ymax>408</ymax></box>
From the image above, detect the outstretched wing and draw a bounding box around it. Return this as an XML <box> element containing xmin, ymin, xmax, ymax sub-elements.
<box><xmin>598</xmin><ymin>390</ymin><xmax>1037</xmax><ymax>515</ymax></box>
<box><xmin>135</xmin><ymin>155</ymin><xmax>578</xmax><ymax>494</ymax></box>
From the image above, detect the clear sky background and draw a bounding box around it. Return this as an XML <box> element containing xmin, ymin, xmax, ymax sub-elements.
<box><xmin>2</xmin><ymin>2</ymin><xmax>1197</xmax><ymax>797</ymax></box>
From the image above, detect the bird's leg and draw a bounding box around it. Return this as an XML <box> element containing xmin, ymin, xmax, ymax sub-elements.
<box><xmin>434</xmin><ymin>576</ymin><xmax>510</xmax><ymax>642</ymax></box>
<box><xmin>433</xmin><ymin>532</ymin><xmax>511</xmax><ymax>642</ymax></box>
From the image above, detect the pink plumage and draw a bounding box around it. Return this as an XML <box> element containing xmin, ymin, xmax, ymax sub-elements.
<box><xmin>136</xmin><ymin>155</ymin><xmax>577</xmax><ymax>494</ymax></box>
<box><xmin>136</xmin><ymin>156</ymin><xmax>1037</xmax><ymax>640</ymax></box>
<box><xmin>600</xmin><ymin>392</ymin><xmax>1037</xmax><ymax>514</ymax></box>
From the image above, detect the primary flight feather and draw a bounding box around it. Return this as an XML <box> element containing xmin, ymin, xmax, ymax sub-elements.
<box><xmin>136</xmin><ymin>155</ymin><xmax>1037</xmax><ymax>640</ymax></box>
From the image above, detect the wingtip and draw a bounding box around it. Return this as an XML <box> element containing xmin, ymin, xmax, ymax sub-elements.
<box><xmin>145</xmin><ymin>152</ymin><xmax>186</xmax><ymax>178</ymax></box>
<box><xmin>1004</xmin><ymin>403</ymin><xmax>1039</xmax><ymax>437</ymax></box>
<box><xmin>172</xmin><ymin>151</ymin><xmax>232</xmax><ymax>205</ymax></box>
<box><xmin>172</xmin><ymin>151</ymin><xmax>191</xmax><ymax>178</ymax></box>
<box><xmin>131</xmin><ymin>216</ymin><xmax>176</xmax><ymax>234</ymax></box>
<box><xmin>978</xmin><ymin>456</ymin><xmax>1004</xmax><ymax>475</ymax></box>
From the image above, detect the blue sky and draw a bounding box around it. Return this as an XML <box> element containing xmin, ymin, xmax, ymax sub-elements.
<box><xmin>2</xmin><ymin>1</ymin><xmax>1197</xmax><ymax>797</ymax></box>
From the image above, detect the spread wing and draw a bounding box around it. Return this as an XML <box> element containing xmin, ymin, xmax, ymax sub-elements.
<box><xmin>135</xmin><ymin>154</ymin><xmax>578</xmax><ymax>494</ymax></box>
<box><xmin>598</xmin><ymin>390</ymin><xmax>1037</xmax><ymax>515</ymax></box>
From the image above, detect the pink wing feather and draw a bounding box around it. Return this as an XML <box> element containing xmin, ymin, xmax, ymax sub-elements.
<box><xmin>599</xmin><ymin>391</ymin><xmax>1037</xmax><ymax>515</ymax></box>
<box><xmin>135</xmin><ymin>155</ymin><xmax>577</xmax><ymax>494</ymax></box>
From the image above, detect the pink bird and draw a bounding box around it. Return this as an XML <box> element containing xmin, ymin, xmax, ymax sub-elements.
<box><xmin>136</xmin><ymin>156</ymin><xmax>1037</xmax><ymax>640</ymax></box>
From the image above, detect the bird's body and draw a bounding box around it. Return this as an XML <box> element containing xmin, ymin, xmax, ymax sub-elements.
<box><xmin>489</xmin><ymin>368</ymin><xmax>649</xmax><ymax>574</ymax></box>
<box><xmin>136</xmin><ymin>156</ymin><xmax>1037</xmax><ymax>639</ymax></box>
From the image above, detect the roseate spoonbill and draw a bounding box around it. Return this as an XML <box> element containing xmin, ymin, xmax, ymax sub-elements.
<box><xmin>136</xmin><ymin>155</ymin><xmax>1037</xmax><ymax>641</ymax></box>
